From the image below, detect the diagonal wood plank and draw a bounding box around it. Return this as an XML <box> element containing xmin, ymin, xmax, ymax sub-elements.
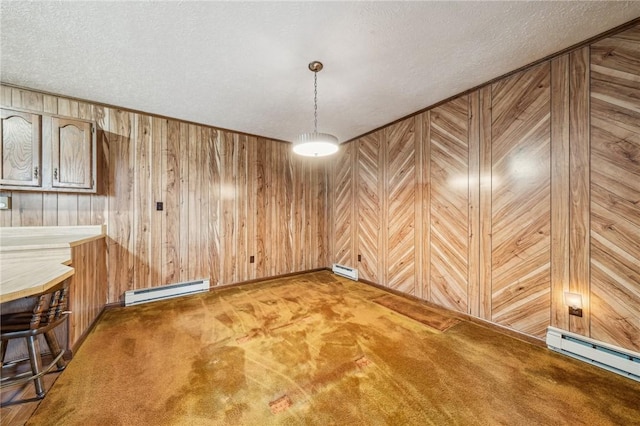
<box><xmin>386</xmin><ymin>118</ymin><xmax>416</xmax><ymax>295</ymax></box>
<box><xmin>589</xmin><ymin>25</ymin><xmax>640</xmax><ymax>351</ymax></box>
<box><xmin>429</xmin><ymin>97</ymin><xmax>469</xmax><ymax>312</ymax></box>
<box><xmin>490</xmin><ymin>63</ymin><xmax>551</xmax><ymax>338</ymax></box>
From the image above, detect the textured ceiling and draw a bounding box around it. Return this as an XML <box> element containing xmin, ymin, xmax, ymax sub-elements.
<box><xmin>1</xmin><ymin>2</ymin><xmax>639</xmax><ymax>143</ymax></box>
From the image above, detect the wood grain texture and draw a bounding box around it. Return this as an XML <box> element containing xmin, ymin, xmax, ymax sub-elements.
<box><xmin>479</xmin><ymin>86</ymin><xmax>493</xmax><ymax>321</ymax></box>
<box><xmin>385</xmin><ymin>118</ymin><xmax>416</xmax><ymax>295</ymax></box>
<box><xmin>491</xmin><ymin>63</ymin><xmax>551</xmax><ymax>338</ymax></box>
<box><xmin>419</xmin><ymin>112</ymin><xmax>431</xmax><ymax>302</ymax></box>
<box><xmin>68</xmin><ymin>237</ymin><xmax>107</xmax><ymax>352</ymax></box>
<box><xmin>468</xmin><ymin>91</ymin><xmax>481</xmax><ymax>317</ymax></box>
<box><xmin>357</xmin><ymin>131</ymin><xmax>383</xmax><ymax>283</ymax></box>
<box><xmin>0</xmin><ymin>109</ymin><xmax>41</xmax><ymax>187</ymax></box>
<box><xmin>163</xmin><ymin>119</ymin><xmax>181</xmax><ymax>286</ymax></box>
<box><xmin>550</xmin><ymin>54</ymin><xmax>571</xmax><ymax>330</ymax></box>
<box><xmin>134</xmin><ymin>114</ymin><xmax>151</xmax><ymax>290</ymax></box>
<box><xmin>332</xmin><ymin>142</ymin><xmax>356</xmax><ymax>267</ymax></box>
<box><xmin>51</xmin><ymin>117</ymin><xmax>93</xmax><ymax>189</ymax></box>
<box><xmin>590</xmin><ymin>25</ymin><xmax>640</xmax><ymax>351</ymax></box>
<box><xmin>429</xmin><ymin>97</ymin><xmax>469</xmax><ymax>312</ymax></box>
<box><xmin>569</xmin><ymin>47</ymin><xmax>591</xmax><ymax>336</ymax></box>
<box><xmin>108</xmin><ymin>110</ymin><xmax>134</xmax><ymax>301</ymax></box>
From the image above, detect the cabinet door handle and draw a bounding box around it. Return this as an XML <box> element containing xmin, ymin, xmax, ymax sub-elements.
<box><xmin>34</xmin><ymin>166</ymin><xmax>38</xmax><ymax>179</ymax></box>
<box><xmin>54</xmin><ymin>168</ymin><xmax>58</xmax><ymax>180</ymax></box>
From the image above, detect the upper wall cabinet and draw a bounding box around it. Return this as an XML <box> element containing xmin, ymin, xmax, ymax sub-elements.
<box><xmin>0</xmin><ymin>108</ymin><xmax>97</xmax><ymax>193</ymax></box>
<box><xmin>0</xmin><ymin>109</ymin><xmax>41</xmax><ymax>187</ymax></box>
<box><xmin>51</xmin><ymin>117</ymin><xmax>94</xmax><ymax>190</ymax></box>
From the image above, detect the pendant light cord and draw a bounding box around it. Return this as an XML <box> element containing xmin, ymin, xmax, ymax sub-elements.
<box><xmin>314</xmin><ymin>71</ymin><xmax>318</xmax><ymax>133</ymax></box>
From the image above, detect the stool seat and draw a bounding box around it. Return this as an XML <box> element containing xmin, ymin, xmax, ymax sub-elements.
<box><xmin>1</xmin><ymin>281</ymin><xmax>69</xmax><ymax>400</ymax></box>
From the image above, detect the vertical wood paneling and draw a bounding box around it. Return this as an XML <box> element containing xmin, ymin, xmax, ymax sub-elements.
<box><xmin>134</xmin><ymin>114</ymin><xmax>152</xmax><ymax>290</ymax></box>
<box><xmin>220</xmin><ymin>131</ymin><xmax>237</xmax><ymax>284</ymax></box>
<box><xmin>589</xmin><ymin>26</ymin><xmax>640</xmax><ymax>351</ymax></box>
<box><xmin>281</xmin><ymin>143</ymin><xmax>294</xmax><ymax>275</ymax></box>
<box><xmin>414</xmin><ymin>117</ymin><xmax>424</xmax><ymax>299</ymax></box>
<box><xmin>187</xmin><ymin>124</ymin><xmax>201</xmax><ymax>281</ymax></box>
<box><xmin>490</xmin><ymin>64</ymin><xmax>551</xmax><ymax>338</ymax></box>
<box><xmin>68</xmin><ymin>238</ymin><xmax>107</xmax><ymax>351</ymax></box>
<box><xmin>178</xmin><ymin>123</ymin><xmax>189</xmax><ymax>282</ymax></box>
<box><xmin>254</xmin><ymin>138</ymin><xmax>267</xmax><ymax>279</ymax></box>
<box><xmin>550</xmin><ymin>54</ymin><xmax>571</xmax><ymax>330</ymax></box>
<box><xmin>317</xmin><ymin>160</ymin><xmax>329</xmax><ymax>268</ymax></box>
<box><xmin>479</xmin><ymin>86</ymin><xmax>493</xmax><ymax>321</ymax></box>
<box><xmin>1</xmin><ymin>84</ymin><xmax>329</xmax><ymax>308</ymax></box>
<box><xmin>199</xmin><ymin>127</ymin><xmax>211</xmax><ymax>282</ymax></box>
<box><xmin>150</xmin><ymin>117</ymin><xmax>165</xmax><ymax>287</ymax></box>
<box><xmin>208</xmin><ymin>128</ymin><xmax>221</xmax><ymax>286</ymax></box>
<box><xmin>420</xmin><ymin>112</ymin><xmax>431</xmax><ymax>301</ymax></box>
<box><xmin>569</xmin><ymin>47</ymin><xmax>591</xmax><ymax>336</ymax></box>
<box><xmin>238</xmin><ymin>135</ymin><xmax>249</xmax><ymax>281</ymax></box>
<box><xmin>385</xmin><ymin>118</ymin><xmax>416</xmax><ymax>295</ymax></box>
<box><xmin>108</xmin><ymin>109</ymin><xmax>134</xmax><ymax>301</ymax></box>
<box><xmin>429</xmin><ymin>97</ymin><xmax>469</xmax><ymax>312</ymax></box>
<box><xmin>163</xmin><ymin>120</ymin><xmax>180</xmax><ymax>286</ymax></box>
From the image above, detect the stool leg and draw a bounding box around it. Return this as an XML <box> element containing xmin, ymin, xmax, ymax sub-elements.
<box><xmin>1</xmin><ymin>339</ymin><xmax>7</xmax><ymax>366</ymax></box>
<box><xmin>26</xmin><ymin>336</ymin><xmax>46</xmax><ymax>399</ymax></box>
<box><xmin>44</xmin><ymin>330</ymin><xmax>67</xmax><ymax>371</ymax></box>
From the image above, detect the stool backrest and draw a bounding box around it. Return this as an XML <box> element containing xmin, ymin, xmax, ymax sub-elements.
<box><xmin>28</xmin><ymin>285</ymin><xmax>69</xmax><ymax>330</ymax></box>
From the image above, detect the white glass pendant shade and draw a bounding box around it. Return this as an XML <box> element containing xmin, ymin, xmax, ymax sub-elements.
<box><xmin>293</xmin><ymin>132</ymin><xmax>339</xmax><ymax>157</ymax></box>
<box><xmin>294</xmin><ymin>61</ymin><xmax>339</xmax><ymax>157</ymax></box>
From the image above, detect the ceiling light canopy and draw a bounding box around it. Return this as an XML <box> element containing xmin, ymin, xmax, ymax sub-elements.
<box><xmin>293</xmin><ymin>61</ymin><xmax>339</xmax><ymax>157</ymax></box>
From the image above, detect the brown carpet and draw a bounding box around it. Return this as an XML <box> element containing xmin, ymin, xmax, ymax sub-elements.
<box><xmin>28</xmin><ymin>271</ymin><xmax>640</xmax><ymax>425</ymax></box>
<box><xmin>372</xmin><ymin>293</ymin><xmax>461</xmax><ymax>331</ymax></box>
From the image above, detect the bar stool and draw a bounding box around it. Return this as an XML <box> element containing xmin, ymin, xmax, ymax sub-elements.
<box><xmin>0</xmin><ymin>281</ymin><xmax>69</xmax><ymax>399</ymax></box>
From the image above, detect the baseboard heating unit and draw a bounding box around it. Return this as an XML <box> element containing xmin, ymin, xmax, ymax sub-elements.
<box><xmin>124</xmin><ymin>279</ymin><xmax>210</xmax><ymax>306</ymax></box>
<box><xmin>332</xmin><ymin>264</ymin><xmax>358</xmax><ymax>281</ymax></box>
<box><xmin>546</xmin><ymin>326</ymin><xmax>640</xmax><ymax>382</ymax></box>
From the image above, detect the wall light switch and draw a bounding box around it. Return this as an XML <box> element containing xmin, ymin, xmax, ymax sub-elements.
<box><xmin>0</xmin><ymin>195</ymin><xmax>11</xmax><ymax>210</ymax></box>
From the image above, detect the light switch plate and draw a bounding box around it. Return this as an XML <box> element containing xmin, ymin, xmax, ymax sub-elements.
<box><xmin>0</xmin><ymin>195</ymin><xmax>11</xmax><ymax>210</ymax></box>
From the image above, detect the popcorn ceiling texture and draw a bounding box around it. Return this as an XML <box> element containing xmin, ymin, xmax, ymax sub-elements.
<box><xmin>1</xmin><ymin>2</ymin><xmax>639</xmax><ymax>143</ymax></box>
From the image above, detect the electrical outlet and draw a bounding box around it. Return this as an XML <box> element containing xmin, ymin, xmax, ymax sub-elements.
<box><xmin>156</xmin><ymin>202</ymin><xmax>163</xmax><ymax>211</ymax></box>
<box><xmin>250</xmin><ymin>255</ymin><xmax>255</xmax><ymax>263</ymax></box>
<box><xmin>358</xmin><ymin>254</ymin><xmax>361</xmax><ymax>262</ymax></box>
<box><xmin>0</xmin><ymin>195</ymin><xmax>11</xmax><ymax>210</ymax></box>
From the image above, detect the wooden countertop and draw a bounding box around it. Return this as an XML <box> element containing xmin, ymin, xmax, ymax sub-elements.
<box><xmin>0</xmin><ymin>225</ymin><xmax>106</xmax><ymax>303</ymax></box>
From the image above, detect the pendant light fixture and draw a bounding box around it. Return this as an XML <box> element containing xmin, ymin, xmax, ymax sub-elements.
<box><xmin>293</xmin><ymin>61</ymin><xmax>339</xmax><ymax>157</ymax></box>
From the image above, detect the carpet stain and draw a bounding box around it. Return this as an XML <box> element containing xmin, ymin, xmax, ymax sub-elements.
<box><xmin>355</xmin><ymin>355</ymin><xmax>373</xmax><ymax>368</ymax></box>
<box><xmin>269</xmin><ymin>395</ymin><xmax>292</xmax><ymax>414</ymax></box>
<box><xmin>372</xmin><ymin>293</ymin><xmax>461</xmax><ymax>332</ymax></box>
<box><xmin>26</xmin><ymin>271</ymin><xmax>640</xmax><ymax>425</ymax></box>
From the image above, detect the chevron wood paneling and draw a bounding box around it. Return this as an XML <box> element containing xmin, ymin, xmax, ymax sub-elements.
<box><xmin>429</xmin><ymin>96</ymin><xmax>470</xmax><ymax>312</ymax></box>
<box><xmin>590</xmin><ymin>25</ymin><xmax>640</xmax><ymax>351</ymax></box>
<box><xmin>385</xmin><ymin>118</ymin><xmax>417</xmax><ymax>295</ymax></box>
<box><xmin>357</xmin><ymin>131</ymin><xmax>383</xmax><ymax>282</ymax></box>
<box><xmin>332</xmin><ymin>142</ymin><xmax>356</xmax><ymax>267</ymax></box>
<box><xmin>490</xmin><ymin>64</ymin><xmax>551</xmax><ymax>338</ymax></box>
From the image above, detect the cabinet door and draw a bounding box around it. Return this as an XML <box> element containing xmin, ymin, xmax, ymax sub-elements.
<box><xmin>0</xmin><ymin>109</ymin><xmax>41</xmax><ymax>187</ymax></box>
<box><xmin>51</xmin><ymin>117</ymin><xmax>95</xmax><ymax>190</ymax></box>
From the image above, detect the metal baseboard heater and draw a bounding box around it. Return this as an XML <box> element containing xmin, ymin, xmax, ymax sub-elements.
<box><xmin>546</xmin><ymin>326</ymin><xmax>640</xmax><ymax>382</ymax></box>
<box><xmin>124</xmin><ymin>279</ymin><xmax>210</xmax><ymax>306</ymax></box>
<box><xmin>332</xmin><ymin>264</ymin><xmax>358</xmax><ymax>281</ymax></box>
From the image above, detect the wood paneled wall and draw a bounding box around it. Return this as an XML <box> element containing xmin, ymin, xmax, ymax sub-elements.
<box><xmin>330</xmin><ymin>24</ymin><xmax>640</xmax><ymax>351</ymax></box>
<box><xmin>0</xmin><ymin>86</ymin><xmax>330</xmax><ymax>304</ymax></box>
